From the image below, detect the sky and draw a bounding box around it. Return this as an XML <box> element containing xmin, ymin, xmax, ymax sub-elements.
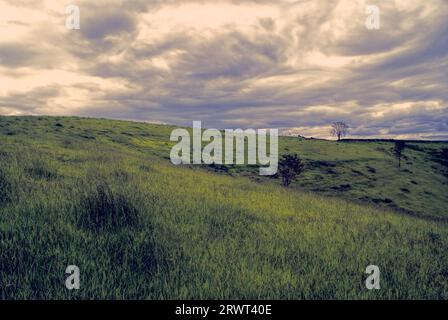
<box><xmin>0</xmin><ymin>0</ymin><xmax>447</xmax><ymax>139</ymax></box>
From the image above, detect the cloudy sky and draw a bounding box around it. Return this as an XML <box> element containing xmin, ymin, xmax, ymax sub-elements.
<box><xmin>0</xmin><ymin>0</ymin><xmax>447</xmax><ymax>139</ymax></box>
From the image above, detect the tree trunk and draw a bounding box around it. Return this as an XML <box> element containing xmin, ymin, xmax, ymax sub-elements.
<box><xmin>282</xmin><ymin>176</ymin><xmax>290</xmax><ymax>187</ymax></box>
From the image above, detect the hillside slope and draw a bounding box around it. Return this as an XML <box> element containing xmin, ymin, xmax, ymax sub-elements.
<box><xmin>0</xmin><ymin>116</ymin><xmax>447</xmax><ymax>299</ymax></box>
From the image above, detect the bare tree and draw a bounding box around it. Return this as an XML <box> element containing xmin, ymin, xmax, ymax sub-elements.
<box><xmin>278</xmin><ymin>154</ymin><xmax>304</xmax><ymax>187</ymax></box>
<box><xmin>330</xmin><ymin>122</ymin><xmax>349</xmax><ymax>141</ymax></box>
<box><xmin>393</xmin><ymin>141</ymin><xmax>406</xmax><ymax>168</ymax></box>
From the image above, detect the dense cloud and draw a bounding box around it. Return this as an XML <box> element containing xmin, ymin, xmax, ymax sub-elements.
<box><xmin>0</xmin><ymin>0</ymin><xmax>447</xmax><ymax>139</ymax></box>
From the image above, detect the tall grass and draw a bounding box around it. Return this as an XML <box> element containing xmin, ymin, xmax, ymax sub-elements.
<box><xmin>77</xmin><ymin>180</ymin><xmax>140</xmax><ymax>232</ymax></box>
<box><xmin>0</xmin><ymin>116</ymin><xmax>447</xmax><ymax>299</ymax></box>
<box><xmin>0</xmin><ymin>167</ymin><xmax>12</xmax><ymax>205</ymax></box>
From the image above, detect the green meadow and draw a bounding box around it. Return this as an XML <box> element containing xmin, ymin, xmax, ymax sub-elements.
<box><xmin>0</xmin><ymin>116</ymin><xmax>447</xmax><ymax>299</ymax></box>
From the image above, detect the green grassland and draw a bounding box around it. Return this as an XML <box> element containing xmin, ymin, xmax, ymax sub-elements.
<box><xmin>249</xmin><ymin>137</ymin><xmax>448</xmax><ymax>221</ymax></box>
<box><xmin>0</xmin><ymin>116</ymin><xmax>447</xmax><ymax>299</ymax></box>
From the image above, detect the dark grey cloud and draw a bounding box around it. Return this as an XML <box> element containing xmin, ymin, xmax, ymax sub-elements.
<box><xmin>80</xmin><ymin>10</ymin><xmax>137</xmax><ymax>40</ymax></box>
<box><xmin>0</xmin><ymin>86</ymin><xmax>62</xmax><ymax>113</ymax></box>
<box><xmin>0</xmin><ymin>43</ymin><xmax>40</xmax><ymax>67</ymax></box>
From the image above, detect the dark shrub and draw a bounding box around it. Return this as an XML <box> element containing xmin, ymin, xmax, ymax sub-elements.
<box><xmin>278</xmin><ymin>154</ymin><xmax>305</xmax><ymax>187</ymax></box>
<box><xmin>207</xmin><ymin>164</ymin><xmax>229</xmax><ymax>173</ymax></box>
<box><xmin>78</xmin><ymin>182</ymin><xmax>140</xmax><ymax>232</ymax></box>
<box><xmin>367</xmin><ymin>166</ymin><xmax>376</xmax><ymax>173</ymax></box>
<box><xmin>332</xmin><ymin>184</ymin><xmax>351</xmax><ymax>191</ymax></box>
<box><xmin>441</xmin><ymin>148</ymin><xmax>448</xmax><ymax>166</ymax></box>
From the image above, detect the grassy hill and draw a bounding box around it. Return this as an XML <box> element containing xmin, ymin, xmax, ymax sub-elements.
<box><xmin>0</xmin><ymin>116</ymin><xmax>447</xmax><ymax>299</ymax></box>
<box><xmin>268</xmin><ymin>137</ymin><xmax>447</xmax><ymax>220</ymax></box>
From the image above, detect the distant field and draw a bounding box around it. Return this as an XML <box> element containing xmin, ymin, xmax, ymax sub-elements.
<box><xmin>249</xmin><ymin>136</ymin><xmax>448</xmax><ymax>221</ymax></box>
<box><xmin>0</xmin><ymin>116</ymin><xmax>447</xmax><ymax>299</ymax></box>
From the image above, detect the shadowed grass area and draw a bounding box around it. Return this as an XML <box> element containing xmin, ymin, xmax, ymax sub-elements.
<box><xmin>77</xmin><ymin>180</ymin><xmax>140</xmax><ymax>232</ymax></box>
<box><xmin>0</xmin><ymin>116</ymin><xmax>447</xmax><ymax>299</ymax></box>
<box><xmin>0</xmin><ymin>167</ymin><xmax>12</xmax><ymax>205</ymax></box>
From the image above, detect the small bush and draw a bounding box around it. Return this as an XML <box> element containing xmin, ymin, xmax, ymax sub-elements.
<box><xmin>78</xmin><ymin>182</ymin><xmax>140</xmax><ymax>232</ymax></box>
<box><xmin>278</xmin><ymin>154</ymin><xmax>305</xmax><ymax>187</ymax></box>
